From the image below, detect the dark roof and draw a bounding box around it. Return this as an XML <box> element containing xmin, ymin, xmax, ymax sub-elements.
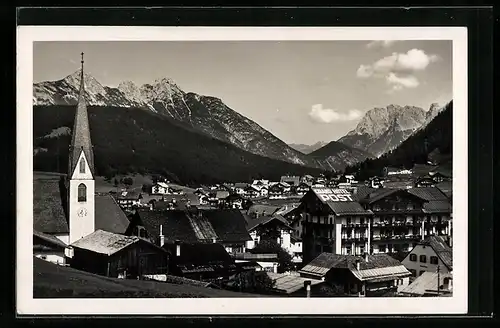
<box><xmin>325</xmin><ymin>201</ymin><xmax>373</xmax><ymax>216</ymax></box>
<box><xmin>133</xmin><ymin>209</ymin><xmax>251</xmax><ymax>244</ymax></box>
<box><xmin>95</xmin><ymin>195</ymin><xmax>130</xmax><ymax>234</ymax></box>
<box><xmin>33</xmin><ymin>229</ymin><xmax>68</xmax><ymax>249</ymax></box>
<box><xmin>412</xmin><ymin>164</ymin><xmax>438</xmax><ymax>177</ymax></box>
<box><xmin>202</xmin><ymin>210</ymin><xmax>252</xmax><ymax>243</ymax></box>
<box><xmin>247</xmin><ymin>204</ymin><xmax>280</xmax><ymax>217</ymax></box>
<box><xmin>163</xmin><ymin>242</ymin><xmax>233</xmax><ymax>267</ymax></box>
<box><xmin>33</xmin><ymin>175</ymin><xmax>69</xmax><ymax>234</ymax></box>
<box><xmin>233</xmin><ymin>183</ymin><xmax>249</xmax><ymax>189</ymax></box>
<box><xmin>115</xmin><ymin>190</ymin><xmax>142</xmax><ymax>200</ymax></box>
<box><xmin>436</xmin><ymin>181</ymin><xmax>453</xmax><ymax>199</ymax></box>
<box><xmin>362</xmin><ymin>188</ymin><xmax>400</xmax><ymax>204</ymax></box>
<box><xmin>422</xmin><ymin>236</ymin><xmax>453</xmax><ymax>270</ymax></box>
<box><xmin>423</xmin><ymin>200</ymin><xmax>452</xmax><ymax>213</ymax></box>
<box><xmin>71</xmin><ymin>229</ymin><xmax>140</xmax><ymax>255</ymax></box>
<box><xmin>280</xmin><ymin>176</ymin><xmax>300</xmax><ymax>186</ymax></box>
<box><xmin>351</xmin><ymin>186</ymin><xmax>377</xmax><ymax>202</ymax></box>
<box><xmin>407</xmin><ymin>187</ymin><xmax>449</xmax><ymax>202</ymax></box>
<box><xmin>134</xmin><ymin>209</ymin><xmax>199</xmax><ymax>243</ymax></box>
<box><xmin>246</xmin><ymin>215</ymin><xmax>291</xmax><ymax>231</ymax></box>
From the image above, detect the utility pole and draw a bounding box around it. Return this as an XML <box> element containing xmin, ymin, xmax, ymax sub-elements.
<box><xmin>436</xmin><ymin>264</ymin><xmax>440</xmax><ymax>296</ymax></box>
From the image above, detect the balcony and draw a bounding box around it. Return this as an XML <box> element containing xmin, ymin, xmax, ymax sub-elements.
<box><xmin>392</xmin><ymin>221</ymin><xmax>406</xmax><ymax>227</ymax></box>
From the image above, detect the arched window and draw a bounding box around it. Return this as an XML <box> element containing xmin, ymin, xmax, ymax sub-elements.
<box><xmin>78</xmin><ymin>183</ymin><xmax>87</xmax><ymax>202</ymax></box>
<box><xmin>79</xmin><ymin>157</ymin><xmax>86</xmax><ymax>173</ymax></box>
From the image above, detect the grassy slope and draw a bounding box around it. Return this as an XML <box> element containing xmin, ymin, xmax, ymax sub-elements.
<box><xmin>34</xmin><ymin>257</ymin><xmax>259</xmax><ymax>298</ymax></box>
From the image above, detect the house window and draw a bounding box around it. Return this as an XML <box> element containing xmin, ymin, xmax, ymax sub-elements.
<box><xmin>409</xmin><ymin>269</ymin><xmax>417</xmax><ymax>277</ymax></box>
<box><xmin>419</xmin><ymin>270</ymin><xmax>425</xmax><ymax>276</ymax></box>
<box><xmin>430</xmin><ymin>256</ymin><xmax>439</xmax><ymax>265</ymax></box>
<box><xmin>407</xmin><ymin>203</ymin><xmax>414</xmax><ymax>210</ymax></box>
<box><xmin>79</xmin><ymin>158</ymin><xmax>86</xmax><ymax>173</ymax></box>
<box><xmin>77</xmin><ymin>183</ymin><xmax>87</xmax><ymax>202</ymax></box>
<box><xmin>409</xmin><ymin>254</ymin><xmax>417</xmax><ymax>262</ymax></box>
<box><xmin>419</xmin><ymin>255</ymin><xmax>427</xmax><ymax>263</ymax></box>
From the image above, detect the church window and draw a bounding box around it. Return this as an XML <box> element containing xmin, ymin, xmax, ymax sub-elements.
<box><xmin>80</xmin><ymin>158</ymin><xmax>86</xmax><ymax>173</ymax></box>
<box><xmin>78</xmin><ymin>183</ymin><xmax>87</xmax><ymax>202</ymax></box>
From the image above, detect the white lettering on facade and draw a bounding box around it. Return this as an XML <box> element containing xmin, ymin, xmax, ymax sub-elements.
<box><xmin>318</xmin><ymin>193</ymin><xmax>353</xmax><ymax>202</ymax></box>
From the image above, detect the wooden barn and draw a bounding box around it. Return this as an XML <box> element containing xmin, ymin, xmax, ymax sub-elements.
<box><xmin>68</xmin><ymin>229</ymin><xmax>169</xmax><ymax>279</ymax></box>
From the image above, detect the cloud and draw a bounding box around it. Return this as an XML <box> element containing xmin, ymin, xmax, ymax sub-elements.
<box><xmin>357</xmin><ymin>48</ymin><xmax>439</xmax><ymax>92</ymax></box>
<box><xmin>386</xmin><ymin>72</ymin><xmax>420</xmax><ymax>89</ymax></box>
<box><xmin>366</xmin><ymin>40</ymin><xmax>398</xmax><ymax>49</ymax></box>
<box><xmin>309</xmin><ymin>104</ymin><xmax>362</xmax><ymax>124</ymax></box>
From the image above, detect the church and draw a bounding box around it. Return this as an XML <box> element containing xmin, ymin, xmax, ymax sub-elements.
<box><xmin>33</xmin><ymin>53</ymin><xmax>130</xmax><ymax>264</ymax></box>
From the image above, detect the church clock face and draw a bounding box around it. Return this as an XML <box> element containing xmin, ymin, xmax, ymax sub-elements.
<box><xmin>77</xmin><ymin>207</ymin><xmax>88</xmax><ymax>217</ymax></box>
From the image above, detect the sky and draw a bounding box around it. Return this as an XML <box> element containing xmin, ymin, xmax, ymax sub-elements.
<box><xmin>33</xmin><ymin>40</ymin><xmax>453</xmax><ymax>145</ymax></box>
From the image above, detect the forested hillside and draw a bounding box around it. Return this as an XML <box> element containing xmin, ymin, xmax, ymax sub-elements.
<box><xmin>33</xmin><ymin>105</ymin><xmax>325</xmax><ymax>185</ymax></box>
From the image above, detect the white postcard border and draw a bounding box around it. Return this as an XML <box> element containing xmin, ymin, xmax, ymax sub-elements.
<box><xmin>17</xmin><ymin>26</ymin><xmax>468</xmax><ymax>315</ymax></box>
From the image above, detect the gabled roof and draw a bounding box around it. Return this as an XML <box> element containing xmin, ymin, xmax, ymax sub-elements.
<box><xmin>33</xmin><ymin>175</ymin><xmax>69</xmax><ymax>234</ymax></box>
<box><xmin>246</xmin><ymin>214</ymin><xmax>292</xmax><ymax>232</ymax></box>
<box><xmin>407</xmin><ymin>187</ymin><xmax>449</xmax><ymax>202</ymax></box>
<box><xmin>399</xmin><ymin>271</ymin><xmax>453</xmax><ymax>296</ymax></box>
<box><xmin>266</xmin><ymin>272</ymin><xmax>324</xmax><ymax>294</ymax></box>
<box><xmin>154</xmin><ymin>182</ymin><xmax>170</xmax><ymax>188</ymax></box>
<box><xmin>421</xmin><ymin>236</ymin><xmax>453</xmax><ymax>270</ymax></box>
<box><xmin>215</xmin><ymin>191</ymin><xmax>230</xmax><ymax>199</ymax></box>
<box><xmin>71</xmin><ymin>229</ymin><xmax>140</xmax><ymax>256</ymax></box>
<box><xmin>325</xmin><ymin>201</ymin><xmax>373</xmax><ymax>216</ymax></box>
<box><xmin>33</xmin><ymin>229</ymin><xmax>68</xmax><ymax>249</ymax></box>
<box><xmin>233</xmin><ymin>183</ymin><xmax>249</xmax><ymax>189</ymax></box>
<box><xmin>94</xmin><ymin>194</ymin><xmax>131</xmax><ymax>234</ymax></box>
<box><xmin>115</xmin><ymin>190</ymin><xmax>142</xmax><ymax>200</ymax></box>
<box><xmin>132</xmin><ymin>209</ymin><xmax>251</xmax><ymax>244</ymax></box>
<box><xmin>351</xmin><ymin>186</ymin><xmax>377</xmax><ymax>202</ymax></box>
<box><xmin>436</xmin><ymin>181</ymin><xmax>453</xmax><ymax>199</ymax></box>
<box><xmin>361</xmin><ymin>188</ymin><xmax>424</xmax><ymax>205</ymax></box>
<box><xmin>299</xmin><ymin>252</ymin><xmax>409</xmax><ymax>281</ymax></box>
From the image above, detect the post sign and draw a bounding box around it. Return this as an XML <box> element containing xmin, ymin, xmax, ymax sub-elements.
<box><xmin>313</xmin><ymin>188</ymin><xmax>354</xmax><ymax>202</ymax></box>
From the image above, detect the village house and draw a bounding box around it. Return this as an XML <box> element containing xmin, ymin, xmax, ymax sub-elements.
<box><xmin>232</xmin><ymin>252</ymin><xmax>280</xmax><ymax>273</ymax></box>
<box><xmin>247</xmin><ymin>204</ymin><xmax>281</xmax><ymax>219</ymax></box>
<box><xmin>125</xmin><ymin>207</ymin><xmax>252</xmax><ymax>254</ymax></box>
<box><xmin>151</xmin><ymin>182</ymin><xmax>171</xmax><ymax>195</ymax></box>
<box><xmin>268</xmin><ymin>183</ymin><xmax>286</xmax><ymax>199</ymax></box>
<box><xmin>401</xmin><ymin>235</ymin><xmax>452</xmax><ymax>279</ymax></box>
<box><xmin>161</xmin><ymin>241</ymin><xmax>237</xmax><ymax>283</ymax></box>
<box><xmin>232</xmin><ymin>183</ymin><xmax>249</xmax><ymax>195</ymax></box>
<box><xmin>398</xmin><ymin>271</ymin><xmax>453</xmax><ymax>297</ymax></box>
<box><xmin>115</xmin><ymin>190</ymin><xmax>143</xmax><ymax>210</ymax></box>
<box><xmin>294</xmin><ymin>182</ymin><xmax>311</xmax><ymax>195</ymax></box>
<box><xmin>280</xmin><ymin>175</ymin><xmax>300</xmax><ymax>187</ymax></box>
<box><xmin>299</xmin><ymin>252</ymin><xmax>412</xmax><ymax>297</ymax></box>
<box><xmin>265</xmin><ymin>272</ymin><xmax>325</xmax><ymax>296</ymax></box>
<box><xmin>33</xmin><ymin>229</ymin><xmax>70</xmax><ymax>265</ymax></box>
<box><xmin>243</xmin><ymin>185</ymin><xmax>260</xmax><ymax>199</ymax></box>
<box><xmin>68</xmin><ymin>229</ymin><xmax>169</xmax><ymax>279</ymax></box>
<box><xmin>299</xmin><ymin>187</ymin><xmax>373</xmax><ymax>263</ymax></box>
<box><xmin>300</xmin><ymin>175</ymin><xmax>314</xmax><ymax>185</ymax></box>
<box><xmin>225</xmin><ymin>193</ymin><xmax>244</xmax><ymax>209</ymax></box>
<box><xmin>252</xmin><ymin>179</ymin><xmax>270</xmax><ymax>188</ymax></box>
<box><xmin>244</xmin><ymin>214</ymin><xmax>299</xmax><ymax>257</ymax></box>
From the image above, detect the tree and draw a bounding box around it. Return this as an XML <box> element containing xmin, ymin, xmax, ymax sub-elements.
<box><xmin>122</xmin><ymin>176</ymin><xmax>134</xmax><ymax>187</ymax></box>
<box><xmin>113</xmin><ymin>178</ymin><xmax>119</xmax><ymax>187</ymax></box>
<box><xmin>229</xmin><ymin>270</ymin><xmax>275</xmax><ymax>294</ymax></box>
<box><xmin>250</xmin><ymin>240</ymin><xmax>295</xmax><ymax>273</ymax></box>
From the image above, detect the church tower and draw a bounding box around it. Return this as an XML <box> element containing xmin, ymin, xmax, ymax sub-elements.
<box><xmin>68</xmin><ymin>52</ymin><xmax>95</xmax><ymax>244</ymax></box>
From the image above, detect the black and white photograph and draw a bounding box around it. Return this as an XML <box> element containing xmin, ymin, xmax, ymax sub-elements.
<box><xmin>17</xmin><ymin>26</ymin><xmax>468</xmax><ymax>315</ymax></box>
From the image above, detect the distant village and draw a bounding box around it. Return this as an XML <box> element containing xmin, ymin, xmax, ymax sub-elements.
<box><xmin>33</xmin><ymin>56</ymin><xmax>453</xmax><ymax>298</ymax></box>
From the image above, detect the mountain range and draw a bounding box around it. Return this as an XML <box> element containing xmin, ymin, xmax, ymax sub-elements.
<box><xmin>33</xmin><ymin>70</ymin><xmax>448</xmax><ymax>175</ymax></box>
<box><xmin>336</xmin><ymin>103</ymin><xmax>445</xmax><ymax>157</ymax></box>
<box><xmin>34</xmin><ymin>70</ymin><xmax>317</xmax><ymax>168</ymax></box>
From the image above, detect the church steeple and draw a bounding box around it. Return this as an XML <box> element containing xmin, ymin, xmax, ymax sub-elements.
<box><xmin>68</xmin><ymin>52</ymin><xmax>94</xmax><ymax>177</ymax></box>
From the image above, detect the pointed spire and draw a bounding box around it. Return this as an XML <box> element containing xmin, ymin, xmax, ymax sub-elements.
<box><xmin>69</xmin><ymin>52</ymin><xmax>94</xmax><ymax>177</ymax></box>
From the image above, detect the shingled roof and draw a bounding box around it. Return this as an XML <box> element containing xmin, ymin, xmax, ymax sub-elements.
<box><xmin>68</xmin><ymin>64</ymin><xmax>95</xmax><ymax>177</ymax></box>
<box><xmin>33</xmin><ymin>175</ymin><xmax>69</xmax><ymax>234</ymax></box>
<box><xmin>71</xmin><ymin>229</ymin><xmax>140</xmax><ymax>256</ymax></box>
<box><xmin>421</xmin><ymin>236</ymin><xmax>453</xmax><ymax>270</ymax></box>
<box><xmin>163</xmin><ymin>242</ymin><xmax>233</xmax><ymax>267</ymax></box>
<box><xmin>325</xmin><ymin>201</ymin><xmax>373</xmax><ymax>216</ymax></box>
<box><xmin>33</xmin><ymin>229</ymin><xmax>68</xmax><ymax>251</ymax></box>
<box><xmin>34</xmin><ymin>174</ymin><xmax>131</xmax><ymax>236</ymax></box>
<box><xmin>299</xmin><ymin>252</ymin><xmax>409</xmax><ymax>281</ymax></box>
<box><xmin>246</xmin><ymin>214</ymin><xmax>291</xmax><ymax>232</ymax></box>
<box><xmin>423</xmin><ymin>200</ymin><xmax>452</xmax><ymax>214</ymax></box>
<box><xmin>408</xmin><ymin>187</ymin><xmax>449</xmax><ymax>202</ymax></box>
<box><xmin>130</xmin><ymin>209</ymin><xmax>251</xmax><ymax>244</ymax></box>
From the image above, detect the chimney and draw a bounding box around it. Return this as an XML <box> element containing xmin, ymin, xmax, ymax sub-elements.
<box><xmin>304</xmin><ymin>280</ymin><xmax>312</xmax><ymax>298</ymax></box>
<box><xmin>159</xmin><ymin>225</ymin><xmax>165</xmax><ymax>247</ymax></box>
<box><xmin>175</xmin><ymin>240</ymin><xmax>181</xmax><ymax>257</ymax></box>
<box><xmin>355</xmin><ymin>259</ymin><xmax>360</xmax><ymax>271</ymax></box>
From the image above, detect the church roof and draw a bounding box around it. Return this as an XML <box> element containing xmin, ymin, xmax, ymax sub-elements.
<box><xmin>33</xmin><ymin>173</ymin><xmax>130</xmax><ymax>236</ymax></box>
<box><xmin>68</xmin><ymin>55</ymin><xmax>94</xmax><ymax>177</ymax></box>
